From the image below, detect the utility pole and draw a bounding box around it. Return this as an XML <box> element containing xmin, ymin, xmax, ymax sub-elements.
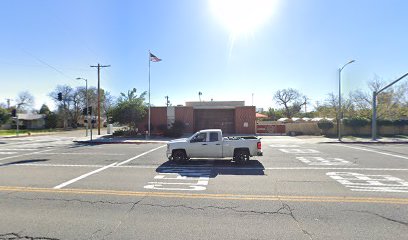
<box><xmin>6</xmin><ymin>99</ymin><xmax>10</xmax><ymax>109</ymax></box>
<box><xmin>90</xmin><ymin>63</ymin><xmax>110</xmax><ymax>135</ymax></box>
<box><xmin>165</xmin><ymin>96</ymin><xmax>170</xmax><ymax>107</ymax></box>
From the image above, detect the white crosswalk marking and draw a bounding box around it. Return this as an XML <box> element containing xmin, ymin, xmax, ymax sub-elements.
<box><xmin>0</xmin><ymin>137</ymin><xmax>75</xmax><ymax>157</ymax></box>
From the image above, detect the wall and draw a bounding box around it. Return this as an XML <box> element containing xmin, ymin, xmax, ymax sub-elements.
<box><xmin>175</xmin><ymin>107</ymin><xmax>194</xmax><ymax>133</ymax></box>
<box><xmin>138</xmin><ymin>107</ymin><xmax>167</xmax><ymax>134</ymax></box>
<box><xmin>235</xmin><ymin>106</ymin><xmax>256</xmax><ymax>134</ymax></box>
<box><xmin>326</xmin><ymin>124</ymin><xmax>408</xmax><ymax>136</ymax></box>
<box><xmin>285</xmin><ymin>122</ymin><xmax>321</xmax><ymax>135</ymax></box>
<box><xmin>256</xmin><ymin>121</ymin><xmax>408</xmax><ymax>136</ymax></box>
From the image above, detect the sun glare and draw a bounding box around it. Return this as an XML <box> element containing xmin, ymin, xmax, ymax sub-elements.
<box><xmin>210</xmin><ymin>0</ymin><xmax>278</xmax><ymax>36</ymax></box>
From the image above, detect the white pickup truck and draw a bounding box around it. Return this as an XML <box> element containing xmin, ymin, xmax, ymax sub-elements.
<box><xmin>166</xmin><ymin>129</ymin><xmax>262</xmax><ymax>164</ymax></box>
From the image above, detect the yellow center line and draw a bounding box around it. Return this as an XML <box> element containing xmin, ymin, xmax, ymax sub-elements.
<box><xmin>0</xmin><ymin>186</ymin><xmax>407</xmax><ymax>204</ymax></box>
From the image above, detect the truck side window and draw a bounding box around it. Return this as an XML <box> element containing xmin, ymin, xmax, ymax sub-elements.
<box><xmin>209</xmin><ymin>132</ymin><xmax>219</xmax><ymax>142</ymax></box>
<box><xmin>194</xmin><ymin>133</ymin><xmax>207</xmax><ymax>142</ymax></box>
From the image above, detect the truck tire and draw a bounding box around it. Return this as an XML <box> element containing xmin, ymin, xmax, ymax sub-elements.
<box><xmin>172</xmin><ymin>150</ymin><xmax>187</xmax><ymax>162</ymax></box>
<box><xmin>234</xmin><ymin>149</ymin><xmax>249</xmax><ymax>164</ymax></box>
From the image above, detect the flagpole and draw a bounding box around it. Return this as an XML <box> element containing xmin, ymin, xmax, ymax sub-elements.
<box><xmin>148</xmin><ymin>50</ymin><xmax>151</xmax><ymax>138</ymax></box>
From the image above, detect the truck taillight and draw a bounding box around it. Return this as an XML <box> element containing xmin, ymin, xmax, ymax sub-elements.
<box><xmin>257</xmin><ymin>142</ymin><xmax>262</xmax><ymax>149</ymax></box>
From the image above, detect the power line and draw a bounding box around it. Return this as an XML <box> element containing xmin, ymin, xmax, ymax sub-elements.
<box><xmin>21</xmin><ymin>49</ymin><xmax>73</xmax><ymax>80</ymax></box>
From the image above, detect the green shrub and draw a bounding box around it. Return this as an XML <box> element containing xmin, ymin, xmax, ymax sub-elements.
<box><xmin>344</xmin><ymin>117</ymin><xmax>370</xmax><ymax>135</ymax></box>
<box><xmin>317</xmin><ymin>119</ymin><xmax>334</xmax><ymax>136</ymax></box>
<box><xmin>317</xmin><ymin>120</ymin><xmax>334</xmax><ymax>131</ymax></box>
<box><xmin>164</xmin><ymin>120</ymin><xmax>186</xmax><ymax>138</ymax></box>
<box><xmin>377</xmin><ymin>119</ymin><xmax>393</xmax><ymax>126</ymax></box>
<box><xmin>157</xmin><ymin>124</ymin><xmax>168</xmax><ymax>134</ymax></box>
<box><xmin>394</xmin><ymin>119</ymin><xmax>408</xmax><ymax>126</ymax></box>
<box><xmin>343</xmin><ymin>117</ymin><xmax>370</xmax><ymax>128</ymax></box>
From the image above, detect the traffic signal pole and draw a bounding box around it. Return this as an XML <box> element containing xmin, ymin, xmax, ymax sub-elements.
<box><xmin>371</xmin><ymin>72</ymin><xmax>408</xmax><ymax>140</ymax></box>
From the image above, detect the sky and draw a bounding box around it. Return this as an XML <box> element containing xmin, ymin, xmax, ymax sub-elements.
<box><xmin>1</xmin><ymin>0</ymin><xmax>408</xmax><ymax>111</ymax></box>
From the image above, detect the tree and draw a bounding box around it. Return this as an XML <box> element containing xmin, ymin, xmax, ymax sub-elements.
<box><xmin>39</xmin><ymin>104</ymin><xmax>51</xmax><ymax>115</ymax></box>
<box><xmin>16</xmin><ymin>91</ymin><xmax>35</xmax><ymax>111</ymax></box>
<box><xmin>265</xmin><ymin>107</ymin><xmax>285</xmax><ymax>120</ymax></box>
<box><xmin>109</xmin><ymin>88</ymin><xmax>147</xmax><ymax>130</ymax></box>
<box><xmin>118</xmin><ymin>88</ymin><xmax>147</xmax><ymax>103</ymax></box>
<box><xmin>102</xmin><ymin>91</ymin><xmax>116</xmax><ymax>119</ymax></box>
<box><xmin>49</xmin><ymin>85</ymin><xmax>114</xmax><ymax>128</ymax></box>
<box><xmin>49</xmin><ymin>85</ymin><xmax>74</xmax><ymax>129</ymax></box>
<box><xmin>44</xmin><ymin>112</ymin><xmax>58</xmax><ymax>129</ymax></box>
<box><xmin>0</xmin><ymin>107</ymin><xmax>10</xmax><ymax>126</ymax></box>
<box><xmin>274</xmin><ymin>88</ymin><xmax>307</xmax><ymax>118</ymax></box>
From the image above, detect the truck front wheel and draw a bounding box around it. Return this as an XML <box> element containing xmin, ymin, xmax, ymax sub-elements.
<box><xmin>172</xmin><ymin>150</ymin><xmax>187</xmax><ymax>162</ymax></box>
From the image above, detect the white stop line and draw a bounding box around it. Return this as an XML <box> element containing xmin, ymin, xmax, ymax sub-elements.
<box><xmin>327</xmin><ymin>172</ymin><xmax>408</xmax><ymax>193</ymax></box>
<box><xmin>279</xmin><ymin>149</ymin><xmax>320</xmax><ymax>154</ymax></box>
<box><xmin>297</xmin><ymin>156</ymin><xmax>354</xmax><ymax>166</ymax></box>
<box><xmin>144</xmin><ymin>168</ymin><xmax>211</xmax><ymax>191</ymax></box>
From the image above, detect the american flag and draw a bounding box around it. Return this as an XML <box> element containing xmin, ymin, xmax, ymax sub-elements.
<box><xmin>149</xmin><ymin>53</ymin><xmax>162</xmax><ymax>62</ymax></box>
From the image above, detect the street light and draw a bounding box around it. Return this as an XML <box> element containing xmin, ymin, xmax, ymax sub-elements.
<box><xmin>76</xmin><ymin>77</ymin><xmax>89</xmax><ymax>137</ymax></box>
<box><xmin>338</xmin><ymin>60</ymin><xmax>355</xmax><ymax>141</ymax></box>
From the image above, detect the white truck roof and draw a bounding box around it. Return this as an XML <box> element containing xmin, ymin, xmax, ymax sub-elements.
<box><xmin>198</xmin><ymin>129</ymin><xmax>222</xmax><ymax>133</ymax></box>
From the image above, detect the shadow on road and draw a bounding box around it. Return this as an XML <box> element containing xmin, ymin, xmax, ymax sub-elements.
<box><xmin>0</xmin><ymin>159</ymin><xmax>48</xmax><ymax>167</ymax></box>
<box><xmin>155</xmin><ymin>159</ymin><xmax>265</xmax><ymax>178</ymax></box>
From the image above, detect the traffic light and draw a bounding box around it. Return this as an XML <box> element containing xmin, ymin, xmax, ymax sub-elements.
<box><xmin>82</xmin><ymin>108</ymin><xmax>87</xmax><ymax>115</ymax></box>
<box><xmin>57</xmin><ymin>92</ymin><xmax>62</xmax><ymax>101</ymax></box>
<box><xmin>88</xmin><ymin>106</ymin><xmax>92</xmax><ymax>115</ymax></box>
<box><xmin>11</xmin><ymin>109</ymin><xmax>16</xmax><ymax>117</ymax></box>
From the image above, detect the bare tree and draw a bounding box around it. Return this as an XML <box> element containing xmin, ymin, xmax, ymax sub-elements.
<box><xmin>49</xmin><ymin>85</ymin><xmax>74</xmax><ymax>129</ymax></box>
<box><xmin>103</xmin><ymin>91</ymin><xmax>116</xmax><ymax>119</ymax></box>
<box><xmin>274</xmin><ymin>88</ymin><xmax>306</xmax><ymax>118</ymax></box>
<box><xmin>16</xmin><ymin>91</ymin><xmax>35</xmax><ymax>111</ymax></box>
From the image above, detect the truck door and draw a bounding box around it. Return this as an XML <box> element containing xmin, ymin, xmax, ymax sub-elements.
<box><xmin>206</xmin><ymin>131</ymin><xmax>223</xmax><ymax>158</ymax></box>
<box><xmin>187</xmin><ymin>132</ymin><xmax>208</xmax><ymax>158</ymax></box>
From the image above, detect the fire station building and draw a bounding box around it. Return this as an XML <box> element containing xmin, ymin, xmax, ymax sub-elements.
<box><xmin>138</xmin><ymin>101</ymin><xmax>256</xmax><ymax>134</ymax></box>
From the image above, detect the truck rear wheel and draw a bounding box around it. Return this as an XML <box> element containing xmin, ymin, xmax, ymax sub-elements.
<box><xmin>172</xmin><ymin>150</ymin><xmax>187</xmax><ymax>162</ymax></box>
<box><xmin>234</xmin><ymin>149</ymin><xmax>249</xmax><ymax>164</ymax></box>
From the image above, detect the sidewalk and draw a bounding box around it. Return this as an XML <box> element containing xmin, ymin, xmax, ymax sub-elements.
<box><xmin>293</xmin><ymin>135</ymin><xmax>408</xmax><ymax>144</ymax></box>
<box><xmin>73</xmin><ymin>134</ymin><xmax>170</xmax><ymax>144</ymax></box>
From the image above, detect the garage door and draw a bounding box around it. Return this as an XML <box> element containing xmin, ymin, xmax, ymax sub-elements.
<box><xmin>194</xmin><ymin>109</ymin><xmax>235</xmax><ymax>134</ymax></box>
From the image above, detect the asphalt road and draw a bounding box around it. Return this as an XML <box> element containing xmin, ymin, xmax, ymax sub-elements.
<box><xmin>0</xmin><ymin>135</ymin><xmax>407</xmax><ymax>240</ymax></box>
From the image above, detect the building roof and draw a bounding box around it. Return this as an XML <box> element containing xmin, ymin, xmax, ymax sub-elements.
<box><xmin>185</xmin><ymin>101</ymin><xmax>245</xmax><ymax>108</ymax></box>
<box><xmin>17</xmin><ymin>113</ymin><xmax>45</xmax><ymax>120</ymax></box>
<box><xmin>256</xmin><ymin>113</ymin><xmax>268</xmax><ymax>118</ymax></box>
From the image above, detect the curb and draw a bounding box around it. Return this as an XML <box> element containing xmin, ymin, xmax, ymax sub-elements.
<box><xmin>321</xmin><ymin>141</ymin><xmax>408</xmax><ymax>144</ymax></box>
<box><xmin>73</xmin><ymin>140</ymin><xmax>167</xmax><ymax>144</ymax></box>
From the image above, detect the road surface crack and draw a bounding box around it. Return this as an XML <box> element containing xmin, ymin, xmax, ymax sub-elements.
<box><xmin>0</xmin><ymin>232</ymin><xmax>59</xmax><ymax>240</ymax></box>
<box><xmin>273</xmin><ymin>180</ymin><xmax>313</xmax><ymax>240</ymax></box>
<box><xmin>348</xmin><ymin>210</ymin><xmax>408</xmax><ymax>227</ymax></box>
<box><xmin>101</xmin><ymin>198</ymin><xmax>145</xmax><ymax>239</ymax></box>
<box><xmin>281</xmin><ymin>203</ymin><xmax>313</xmax><ymax>240</ymax></box>
<box><xmin>140</xmin><ymin>202</ymin><xmax>302</xmax><ymax>216</ymax></box>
